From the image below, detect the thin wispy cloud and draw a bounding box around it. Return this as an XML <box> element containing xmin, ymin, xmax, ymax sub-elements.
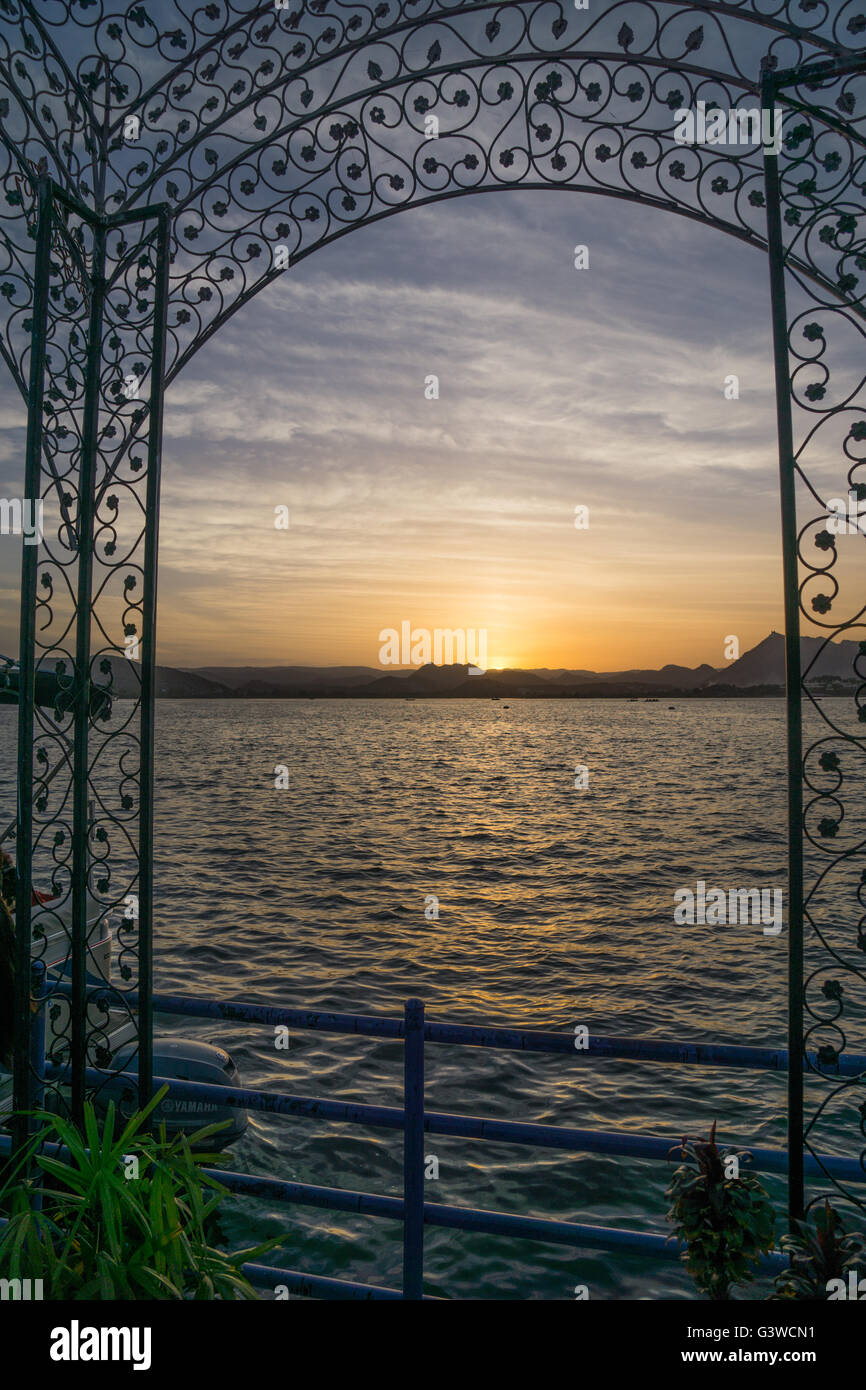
<box><xmin>0</xmin><ymin>187</ymin><xmax>784</xmax><ymax>669</ymax></box>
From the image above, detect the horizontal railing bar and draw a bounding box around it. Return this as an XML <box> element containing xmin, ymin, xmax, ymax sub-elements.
<box><xmin>426</xmin><ymin>1115</ymin><xmax>862</xmax><ymax>1185</ymax></box>
<box><xmin>139</xmin><ymin>992</ymin><xmax>456</xmax><ymax>1043</ymax></box>
<box><xmin>0</xmin><ymin>1168</ymin><xmax>786</xmax><ymax>1273</ymax></box>
<box><xmin>240</xmin><ymin>1263</ymin><xmax>411</xmax><ymax>1300</ymax></box>
<box><xmin>50</xmin><ymin>980</ymin><xmax>866</xmax><ymax>1076</ymax></box>
<box><xmin>53</xmin><ymin>1065</ymin><xmax>408</xmax><ymax>1127</ymax></box>
<box><xmin>203</xmin><ymin>1167</ymin><xmax>407</xmax><ymax>1218</ymax></box>
<box><xmin>207</xmin><ymin>1167</ymin><xmax>788</xmax><ymax>1271</ymax></box>
<box><xmin>143</xmin><ymin>993</ymin><xmax>866</xmax><ymax>1074</ymax></box>
<box><xmin>63</xmin><ymin>1068</ymin><xmax>866</xmax><ymax>1185</ymax></box>
<box><xmin>0</xmin><ymin>1213</ymin><xmax>411</xmax><ymax>1301</ymax></box>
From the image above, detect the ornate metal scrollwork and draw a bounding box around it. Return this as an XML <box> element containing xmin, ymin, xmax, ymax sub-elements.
<box><xmin>764</xmin><ymin>53</ymin><xmax>866</xmax><ymax>1218</ymax></box>
<box><xmin>10</xmin><ymin>169</ymin><xmax>166</xmax><ymax>1119</ymax></box>
<box><xmin>2</xmin><ymin>3</ymin><xmax>863</xmax><ymax>386</ymax></box>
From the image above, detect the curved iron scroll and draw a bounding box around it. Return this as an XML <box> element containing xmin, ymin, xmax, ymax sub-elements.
<box><xmin>764</xmin><ymin>52</ymin><xmax>866</xmax><ymax>1223</ymax></box>
<box><xmin>2</xmin><ymin>2</ymin><xmax>865</xmax><ymax>389</ymax></box>
<box><xmin>11</xmin><ymin>176</ymin><xmax>167</xmax><ymax>1122</ymax></box>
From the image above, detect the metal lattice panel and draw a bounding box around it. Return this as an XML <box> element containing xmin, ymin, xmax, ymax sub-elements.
<box><xmin>763</xmin><ymin>54</ymin><xmax>866</xmax><ymax>1220</ymax></box>
<box><xmin>1</xmin><ymin>3</ymin><xmax>863</xmax><ymax>384</ymax></box>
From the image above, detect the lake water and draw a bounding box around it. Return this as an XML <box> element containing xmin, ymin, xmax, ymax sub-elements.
<box><xmin>3</xmin><ymin>697</ymin><xmax>863</xmax><ymax>1299</ymax></box>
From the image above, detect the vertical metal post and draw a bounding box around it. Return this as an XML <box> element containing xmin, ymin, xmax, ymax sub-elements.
<box><xmin>28</xmin><ymin>959</ymin><xmax>46</xmax><ymax>1117</ymax></box>
<box><xmin>136</xmin><ymin>207</ymin><xmax>171</xmax><ymax>1115</ymax></box>
<box><xmin>28</xmin><ymin>960</ymin><xmax>46</xmax><ymax>1211</ymax></box>
<box><xmin>69</xmin><ymin>217</ymin><xmax>107</xmax><ymax>1124</ymax></box>
<box><xmin>762</xmin><ymin>65</ymin><xmax>804</xmax><ymax>1224</ymax></box>
<box><xmin>13</xmin><ymin>177</ymin><xmax>53</xmax><ymax>1141</ymax></box>
<box><xmin>403</xmin><ymin>997</ymin><xmax>425</xmax><ymax>1299</ymax></box>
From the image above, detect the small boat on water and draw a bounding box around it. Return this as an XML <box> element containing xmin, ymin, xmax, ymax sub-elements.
<box><xmin>0</xmin><ymin>661</ymin><xmax>246</xmax><ymax>1148</ymax></box>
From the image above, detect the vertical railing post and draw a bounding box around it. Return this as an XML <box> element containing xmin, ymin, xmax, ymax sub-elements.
<box><xmin>762</xmin><ymin>62</ymin><xmax>805</xmax><ymax>1226</ymax></box>
<box><xmin>28</xmin><ymin>959</ymin><xmax>46</xmax><ymax>1118</ymax></box>
<box><xmin>136</xmin><ymin>205</ymin><xmax>171</xmax><ymax>1119</ymax></box>
<box><xmin>402</xmin><ymin>997</ymin><xmax>425</xmax><ymax>1299</ymax></box>
<box><xmin>13</xmin><ymin>176</ymin><xmax>53</xmax><ymax>1145</ymax></box>
<box><xmin>28</xmin><ymin>959</ymin><xmax>46</xmax><ymax>1212</ymax></box>
<box><xmin>69</xmin><ymin>214</ymin><xmax>107</xmax><ymax>1126</ymax></box>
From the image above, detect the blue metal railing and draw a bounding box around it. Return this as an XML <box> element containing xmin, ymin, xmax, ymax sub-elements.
<box><xmin>22</xmin><ymin>982</ymin><xmax>866</xmax><ymax>1299</ymax></box>
<box><xmin>74</xmin><ymin>987</ymin><xmax>866</xmax><ymax>1075</ymax></box>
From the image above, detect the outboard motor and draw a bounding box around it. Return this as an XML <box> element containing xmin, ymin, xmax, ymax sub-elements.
<box><xmin>97</xmin><ymin>1038</ymin><xmax>248</xmax><ymax>1149</ymax></box>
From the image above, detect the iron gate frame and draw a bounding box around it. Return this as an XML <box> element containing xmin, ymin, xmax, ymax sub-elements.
<box><xmin>13</xmin><ymin>175</ymin><xmax>169</xmax><ymax>1127</ymax></box>
<box><xmin>762</xmin><ymin>48</ymin><xmax>866</xmax><ymax>1223</ymax></box>
<box><xmin>0</xmin><ymin>1</ymin><xmax>864</xmax><ymax>1242</ymax></box>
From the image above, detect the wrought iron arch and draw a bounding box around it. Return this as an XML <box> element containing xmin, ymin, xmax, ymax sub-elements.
<box><xmin>0</xmin><ymin>0</ymin><xmax>865</xmax><ymax>1240</ymax></box>
<box><xmin>2</xmin><ymin>2</ymin><xmax>865</xmax><ymax>384</ymax></box>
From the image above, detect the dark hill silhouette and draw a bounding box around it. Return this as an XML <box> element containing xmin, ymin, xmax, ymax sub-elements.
<box><xmin>156</xmin><ymin>634</ymin><xmax>862</xmax><ymax>698</ymax></box>
<box><xmin>709</xmin><ymin>631</ymin><xmax>860</xmax><ymax>687</ymax></box>
<box><xmin>100</xmin><ymin>657</ymin><xmax>230</xmax><ymax>699</ymax></box>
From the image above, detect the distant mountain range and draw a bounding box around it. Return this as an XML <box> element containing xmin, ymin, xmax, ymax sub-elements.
<box><xmin>108</xmin><ymin>631</ymin><xmax>861</xmax><ymax>699</ymax></box>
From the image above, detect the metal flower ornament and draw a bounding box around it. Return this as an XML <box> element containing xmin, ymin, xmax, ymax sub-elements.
<box><xmin>0</xmin><ymin>0</ymin><xmax>864</xmax><ymax>1224</ymax></box>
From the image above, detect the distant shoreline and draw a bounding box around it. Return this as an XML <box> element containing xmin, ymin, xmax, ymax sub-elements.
<box><xmin>80</xmin><ymin>631</ymin><xmax>862</xmax><ymax>700</ymax></box>
<box><xmin>146</xmin><ymin>685</ymin><xmax>846</xmax><ymax>700</ymax></box>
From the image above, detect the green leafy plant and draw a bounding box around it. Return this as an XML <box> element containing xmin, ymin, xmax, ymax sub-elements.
<box><xmin>666</xmin><ymin>1121</ymin><xmax>775</xmax><ymax>1300</ymax></box>
<box><xmin>0</xmin><ymin>1087</ymin><xmax>286</xmax><ymax>1299</ymax></box>
<box><xmin>772</xmin><ymin>1200</ymin><xmax>866</xmax><ymax>1300</ymax></box>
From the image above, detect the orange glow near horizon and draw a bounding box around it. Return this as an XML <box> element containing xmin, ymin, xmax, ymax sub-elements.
<box><xmin>148</xmin><ymin>498</ymin><xmax>793</xmax><ymax>672</ymax></box>
<box><xmin>152</xmin><ymin>569</ymin><xmax>786</xmax><ymax>672</ymax></box>
<box><xmin>141</xmin><ymin>193</ymin><xmax>797</xmax><ymax>676</ymax></box>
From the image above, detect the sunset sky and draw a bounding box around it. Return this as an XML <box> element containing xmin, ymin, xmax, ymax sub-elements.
<box><xmin>0</xmin><ymin>185</ymin><xmax>788</xmax><ymax>673</ymax></box>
